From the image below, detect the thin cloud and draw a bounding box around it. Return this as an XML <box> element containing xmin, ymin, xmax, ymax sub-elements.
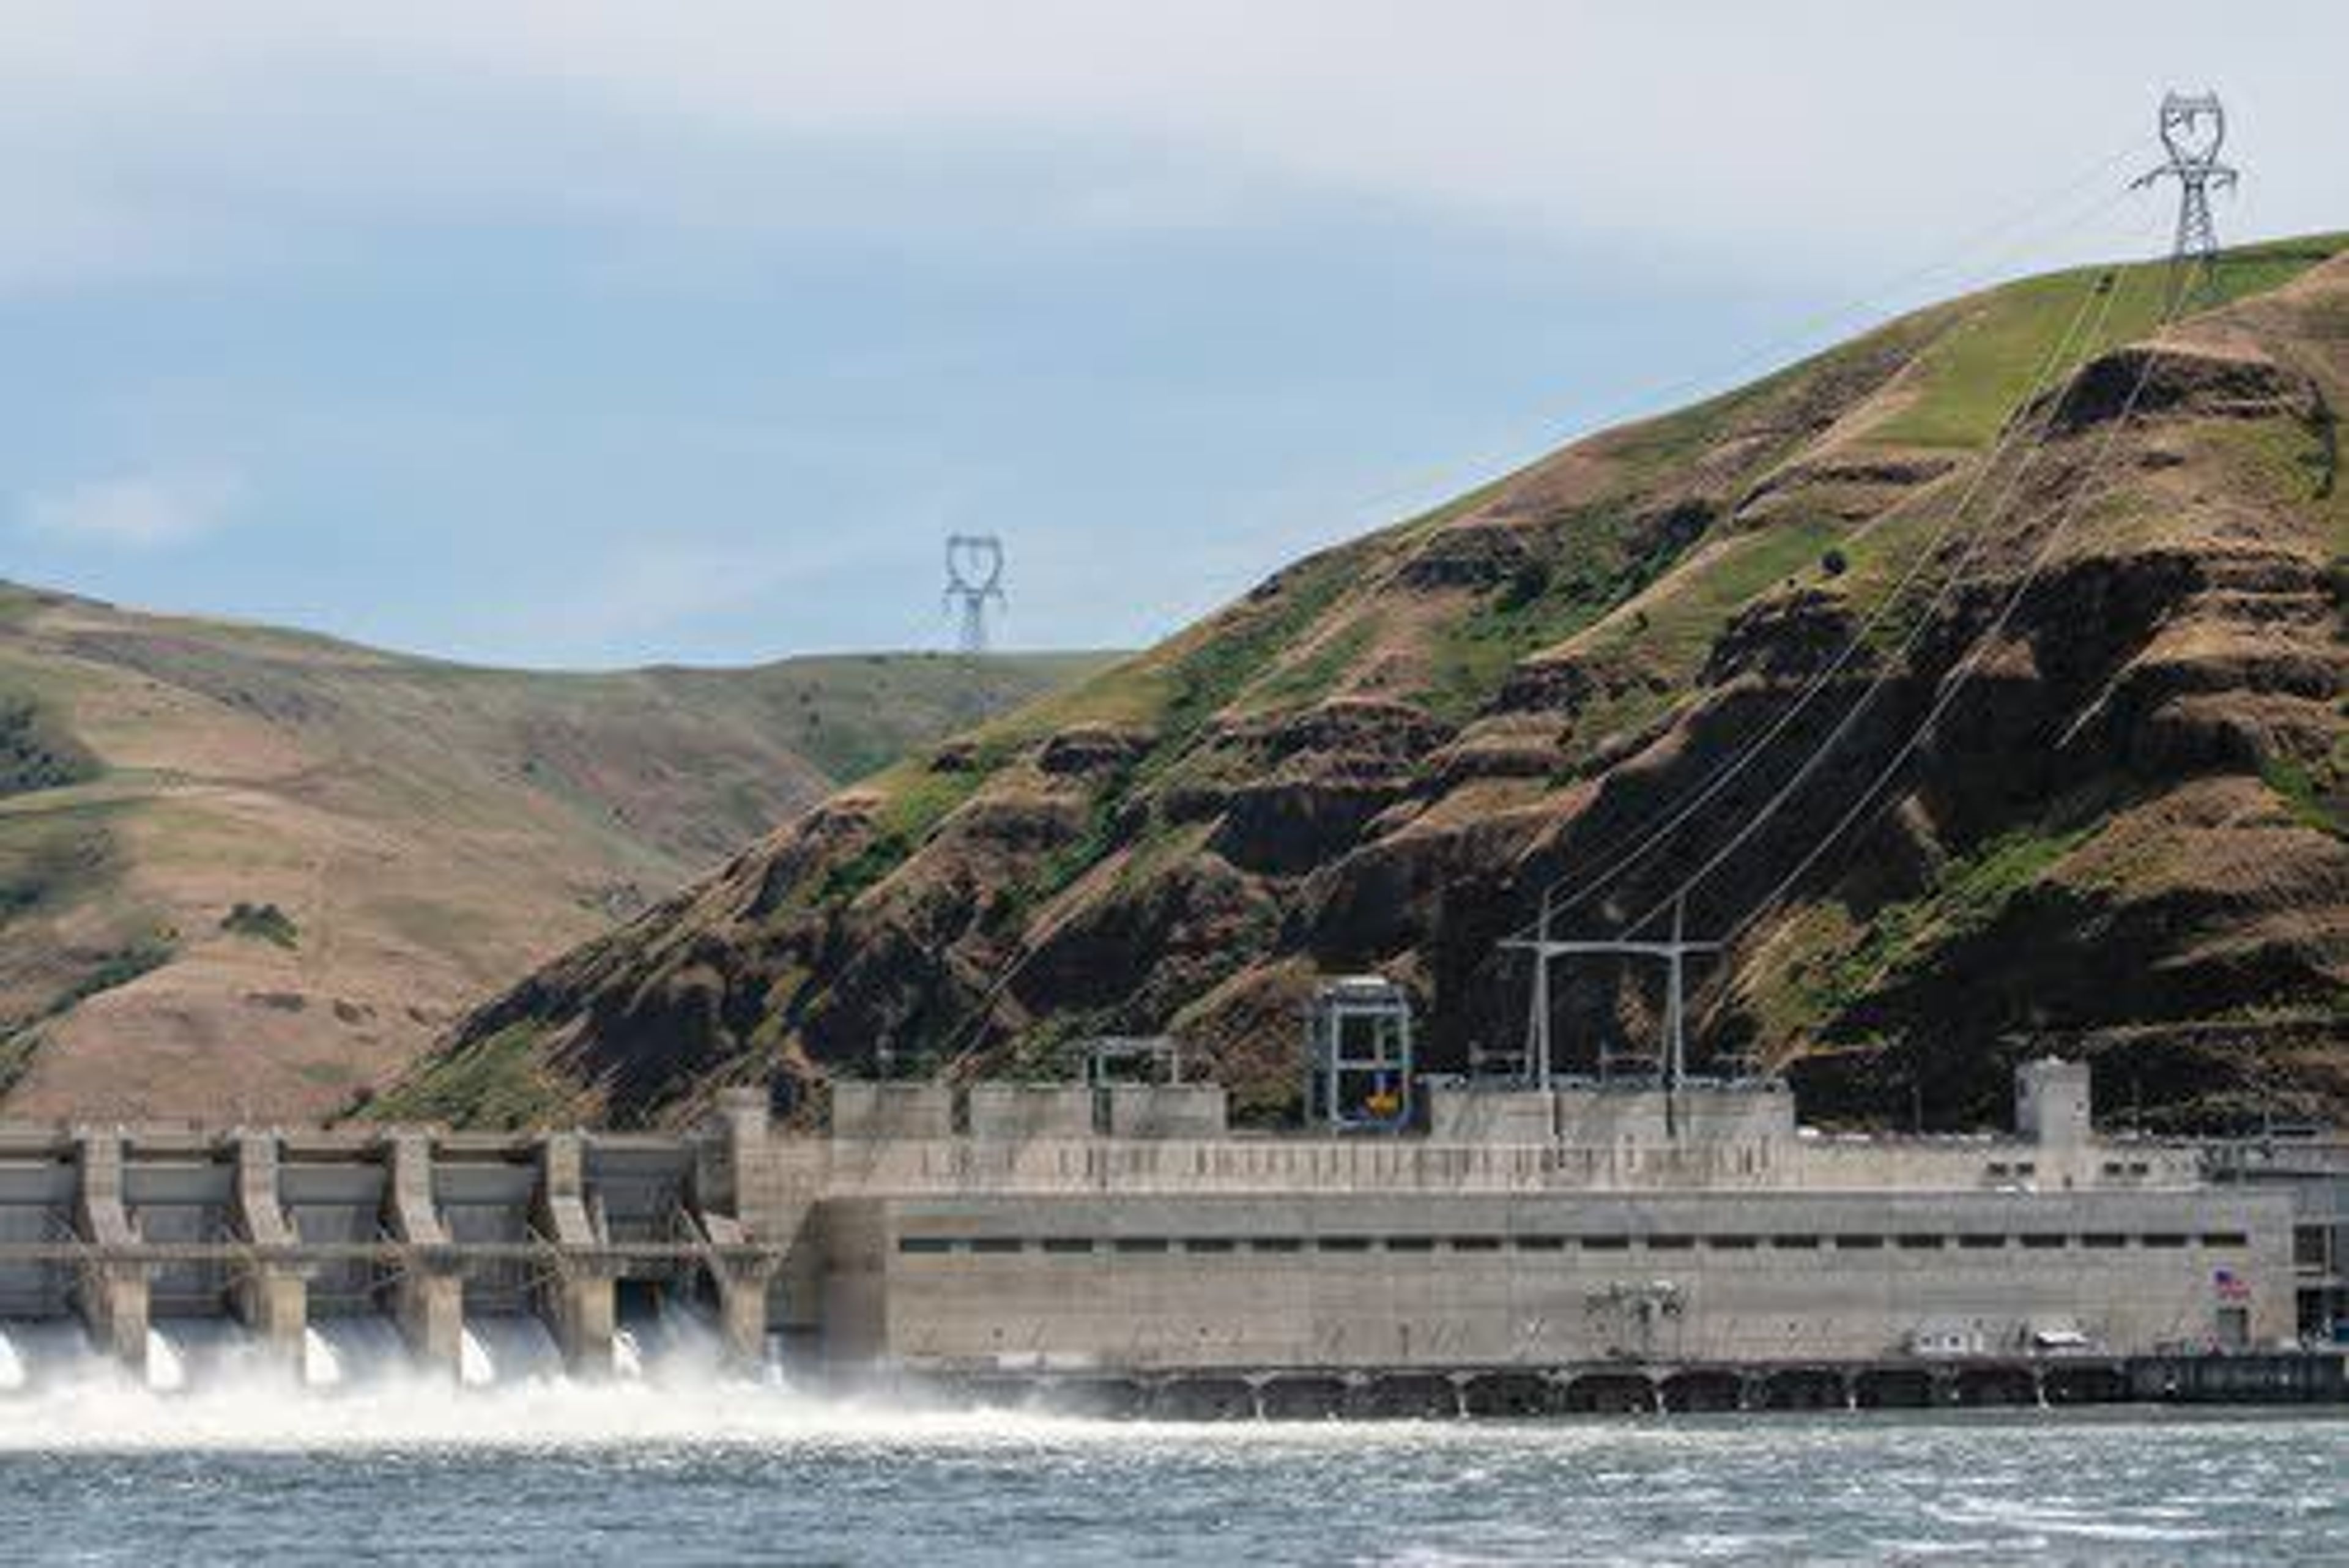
<box><xmin>0</xmin><ymin>3</ymin><xmax>2337</xmax><ymax>288</ymax></box>
<box><xmin>20</xmin><ymin>471</ymin><xmax>245</xmax><ymax>549</ymax></box>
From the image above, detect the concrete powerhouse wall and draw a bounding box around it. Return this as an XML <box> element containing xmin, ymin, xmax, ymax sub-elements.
<box><xmin>833</xmin><ymin>1188</ymin><xmax>2291</xmax><ymax>1370</ymax></box>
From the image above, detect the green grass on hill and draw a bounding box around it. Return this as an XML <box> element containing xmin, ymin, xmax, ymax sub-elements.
<box><xmin>645</xmin><ymin>651</ymin><xmax>1115</xmax><ymax>787</ymax></box>
<box><xmin>0</xmin><ymin>688</ymin><xmax>100</xmax><ymax>798</ymax></box>
<box><xmin>1754</xmin><ymin>822</ymin><xmax>2097</xmax><ymax>1052</ymax></box>
<box><xmin>360</xmin><ymin>1020</ymin><xmax>585</xmax><ymax>1129</ymax></box>
<box><xmin>221</xmin><ymin>900</ymin><xmax>302</xmax><ymax>948</ymax></box>
<box><xmin>1527</xmin><ymin>236</ymin><xmax>2349</xmax><ymax>759</ymax></box>
<box><xmin>1869</xmin><ymin>235</ymin><xmax>2348</xmax><ymax>450</ymax></box>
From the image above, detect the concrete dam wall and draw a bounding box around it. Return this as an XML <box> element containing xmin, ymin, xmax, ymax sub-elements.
<box><xmin>2</xmin><ymin>1057</ymin><xmax>2340</xmax><ymax>1411</ymax></box>
<box><xmin>0</xmin><ymin>1123</ymin><xmax>779</xmax><ymax>1391</ymax></box>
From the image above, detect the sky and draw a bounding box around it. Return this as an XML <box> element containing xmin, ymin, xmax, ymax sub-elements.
<box><xmin>1</xmin><ymin>2</ymin><xmax>2342</xmax><ymax>669</ymax></box>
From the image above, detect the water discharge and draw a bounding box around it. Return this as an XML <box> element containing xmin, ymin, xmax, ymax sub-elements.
<box><xmin>3</xmin><ymin>1318</ymin><xmax>2343</xmax><ymax>1568</ymax></box>
<box><xmin>145</xmin><ymin>1318</ymin><xmax>265</xmax><ymax>1392</ymax></box>
<box><xmin>0</xmin><ymin>1308</ymin><xmax>841</xmax><ymax>1451</ymax></box>
<box><xmin>0</xmin><ymin>1373</ymin><xmax>2339</xmax><ymax>1566</ymax></box>
<box><xmin>459</xmin><ymin>1317</ymin><xmax>563</xmax><ymax>1388</ymax></box>
<box><xmin>0</xmin><ymin>1315</ymin><xmax>2342</xmax><ymax>1564</ymax></box>
<box><xmin>302</xmin><ymin>1316</ymin><xmax>412</xmax><ymax>1389</ymax></box>
<box><xmin>0</xmin><ymin>1320</ymin><xmax>94</xmax><ymax>1394</ymax></box>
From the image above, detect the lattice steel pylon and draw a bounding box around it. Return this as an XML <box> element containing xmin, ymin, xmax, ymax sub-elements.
<box><xmin>2131</xmin><ymin>91</ymin><xmax>2239</xmax><ymax>313</ymax></box>
<box><xmin>943</xmin><ymin>533</ymin><xmax>1006</xmax><ymax>653</ymax></box>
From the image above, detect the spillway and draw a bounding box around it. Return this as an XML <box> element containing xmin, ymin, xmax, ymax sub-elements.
<box><xmin>145</xmin><ymin>1320</ymin><xmax>259</xmax><ymax>1392</ymax></box>
<box><xmin>0</xmin><ymin>1321</ymin><xmax>88</xmax><ymax>1392</ymax></box>
<box><xmin>4</xmin><ymin>1309</ymin><xmax>740</xmax><ymax>1400</ymax></box>
<box><xmin>302</xmin><ymin>1317</ymin><xmax>413</xmax><ymax>1389</ymax></box>
<box><xmin>460</xmin><ymin>1317</ymin><xmax>564</xmax><ymax>1388</ymax></box>
<box><xmin>2</xmin><ymin>1304</ymin><xmax>748</xmax><ymax>1398</ymax></box>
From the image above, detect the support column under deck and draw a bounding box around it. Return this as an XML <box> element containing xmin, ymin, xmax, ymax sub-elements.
<box><xmin>695</xmin><ymin>1088</ymin><xmax>804</xmax><ymax>1369</ymax></box>
<box><xmin>384</xmin><ymin>1134</ymin><xmax>462</xmax><ymax>1375</ymax></box>
<box><xmin>700</xmin><ymin>1213</ymin><xmax>780</xmax><ymax>1372</ymax></box>
<box><xmin>231</xmin><ymin>1132</ymin><xmax>308</xmax><ymax>1371</ymax></box>
<box><xmin>72</xmin><ymin>1131</ymin><xmax>149</xmax><ymax>1377</ymax></box>
<box><xmin>533</xmin><ymin>1133</ymin><xmax>615</xmax><ymax>1375</ymax></box>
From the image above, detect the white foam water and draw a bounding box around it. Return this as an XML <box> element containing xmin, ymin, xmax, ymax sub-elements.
<box><xmin>614</xmin><ymin>1299</ymin><xmax>727</xmax><ymax>1386</ymax></box>
<box><xmin>0</xmin><ymin>1326</ymin><xmax>1033</xmax><ymax>1452</ymax></box>
<box><xmin>0</xmin><ymin>1320</ymin><xmax>93</xmax><ymax>1392</ymax></box>
<box><xmin>146</xmin><ymin>1318</ymin><xmax>269</xmax><ymax>1392</ymax></box>
<box><xmin>0</xmin><ymin>1307</ymin><xmax>830</xmax><ymax>1449</ymax></box>
<box><xmin>460</xmin><ymin>1317</ymin><xmax>564</xmax><ymax>1388</ymax></box>
<box><xmin>303</xmin><ymin>1317</ymin><xmax>413</xmax><ymax>1389</ymax></box>
<box><xmin>1</xmin><ymin>1323</ymin><xmax>2343</xmax><ymax>1566</ymax></box>
<box><xmin>143</xmin><ymin>1323</ymin><xmax>185</xmax><ymax>1391</ymax></box>
<box><xmin>612</xmin><ymin>1325</ymin><xmax>647</xmax><ymax>1380</ymax></box>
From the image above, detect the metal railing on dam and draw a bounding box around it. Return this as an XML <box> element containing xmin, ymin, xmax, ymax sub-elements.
<box><xmin>815</xmin><ymin>1130</ymin><xmax>2206</xmax><ymax>1196</ymax></box>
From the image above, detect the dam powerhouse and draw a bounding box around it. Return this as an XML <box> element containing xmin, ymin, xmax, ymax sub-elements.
<box><xmin>1</xmin><ymin>978</ymin><xmax>2342</xmax><ymax>1413</ymax></box>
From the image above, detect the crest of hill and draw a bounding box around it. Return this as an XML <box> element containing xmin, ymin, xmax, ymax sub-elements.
<box><xmin>412</xmin><ymin>234</ymin><xmax>2349</xmax><ymax>1132</ymax></box>
<box><xmin>0</xmin><ymin>582</ymin><xmax>1106</xmax><ymax>1121</ymax></box>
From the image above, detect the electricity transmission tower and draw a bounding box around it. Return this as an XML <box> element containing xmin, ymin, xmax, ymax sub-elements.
<box><xmin>2132</xmin><ymin>91</ymin><xmax>2238</xmax><ymax>312</ymax></box>
<box><xmin>943</xmin><ymin>533</ymin><xmax>1006</xmax><ymax>653</ymax></box>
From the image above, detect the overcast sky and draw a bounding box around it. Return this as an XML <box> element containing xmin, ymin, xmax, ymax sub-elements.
<box><xmin>2</xmin><ymin>2</ymin><xmax>2341</xmax><ymax>667</ymax></box>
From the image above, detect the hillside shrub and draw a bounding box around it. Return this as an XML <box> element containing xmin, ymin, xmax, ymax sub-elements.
<box><xmin>222</xmin><ymin>901</ymin><xmax>302</xmax><ymax>948</ymax></box>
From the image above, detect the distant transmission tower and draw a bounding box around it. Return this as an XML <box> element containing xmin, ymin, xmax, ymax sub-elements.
<box><xmin>943</xmin><ymin>533</ymin><xmax>1006</xmax><ymax>653</ymax></box>
<box><xmin>2131</xmin><ymin>91</ymin><xmax>2238</xmax><ymax>313</ymax></box>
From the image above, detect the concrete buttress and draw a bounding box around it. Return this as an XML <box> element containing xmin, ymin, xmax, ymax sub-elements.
<box><xmin>70</xmin><ymin>1131</ymin><xmax>149</xmax><ymax>1375</ymax></box>
<box><xmin>532</xmin><ymin>1132</ymin><xmax>615</xmax><ymax>1375</ymax></box>
<box><xmin>383</xmin><ymin>1134</ymin><xmax>462</xmax><ymax>1375</ymax></box>
<box><xmin>231</xmin><ymin>1133</ymin><xmax>308</xmax><ymax>1370</ymax></box>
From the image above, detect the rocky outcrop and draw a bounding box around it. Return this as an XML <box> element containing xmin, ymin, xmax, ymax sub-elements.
<box><xmin>2043</xmin><ymin>341</ymin><xmax>2325</xmax><ymax>434</ymax></box>
<box><xmin>1037</xmin><ymin>724</ymin><xmax>1152</xmax><ymax>776</ymax></box>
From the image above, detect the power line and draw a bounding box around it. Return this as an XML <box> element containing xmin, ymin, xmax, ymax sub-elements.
<box><xmin>929</xmin><ymin>261</ymin><xmax>2118</xmax><ymax>1082</ymax></box>
<box><xmin>1619</xmin><ymin>253</ymin><xmax>2143</xmax><ymax>936</ymax></box>
<box><xmin>1495</xmin><ymin>261</ymin><xmax>2119</xmax><ymax>949</ymax></box>
<box><xmin>1720</xmin><ymin>329</ymin><xmax>2173</xmax><ymax>951</ymax></box>
<box><xmin>1689</xmin><ymin>99</ymin><xmax>2240</xmax><ymax>951</ymax></box>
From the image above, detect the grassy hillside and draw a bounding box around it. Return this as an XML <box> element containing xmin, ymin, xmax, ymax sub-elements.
<box><xmin>411</xmin><ymin>236</ymin><xmax>2349</xmax><ymax>1132</ymax></box>
<box><xmin>0</xmin><ymin>583</ymin><xmax>1105</xmax><ymax>1120</ymax></box>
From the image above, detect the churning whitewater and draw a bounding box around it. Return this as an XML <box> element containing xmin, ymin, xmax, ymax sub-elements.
<box><xmin>0</xmin><ymin>1310</ymin><xmax>817</xmax><ymax>1449</ymax></box>
<box><xmin>2</xmin><ymin>1318</ymin><xmax>2345</xmax><ymax>1564</ymax></box>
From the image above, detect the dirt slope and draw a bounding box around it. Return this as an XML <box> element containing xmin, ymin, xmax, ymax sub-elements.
<box><xmin>415</xmin><ymin>236</ymin><xmax>2348</xmax><ymax>1132</ymax></box>
<box><xmin>0</xmin><ymin>586</ymin><xmax>1104</xmax><ymax>1119</ymax></box>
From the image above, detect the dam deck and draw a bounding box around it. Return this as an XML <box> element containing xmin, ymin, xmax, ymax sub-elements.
<box><xmin>0</xmin><ymin>1240</ymin><xmax>770</xmax><ymax>1266</ymax></box>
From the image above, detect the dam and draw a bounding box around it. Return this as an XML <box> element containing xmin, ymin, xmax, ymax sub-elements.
<box><xmin>1</xmin><ymin>992</ymin><xmax>2342</xmax><ymax>1411</ymax></box>
<box><xmin>0</xmin><ymin>1121</ymin><xmax>780</xmax><ymax>1388</ymax></box>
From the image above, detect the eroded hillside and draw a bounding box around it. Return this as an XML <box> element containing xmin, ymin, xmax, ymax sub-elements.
<box><xmin>417</xmin><ymin>237</ymin><xmax>2348</xmax><ymax>1131</ymax></box>
<box><xmin>0</xmin><ymin>587</ymin><xmax>1102</xmax><ymax>1119</ymax></box>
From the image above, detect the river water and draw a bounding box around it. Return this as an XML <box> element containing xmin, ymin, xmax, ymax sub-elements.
<box><xmin>0</xmin><ymin>1365</ymin><xmax>2341</xmax><ymax>1566</ymax></box>
<box><xmin>2</xmin><ymin>1320</ymin><xmax>2344</xmax><ymax>1564</ymax></box>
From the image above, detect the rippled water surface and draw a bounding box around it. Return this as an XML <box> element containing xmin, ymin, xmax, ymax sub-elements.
<box><xmin>0</xmin><ymin>1377</ymin><xmax>2340</xmax><ymax>1566</ymax></box>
